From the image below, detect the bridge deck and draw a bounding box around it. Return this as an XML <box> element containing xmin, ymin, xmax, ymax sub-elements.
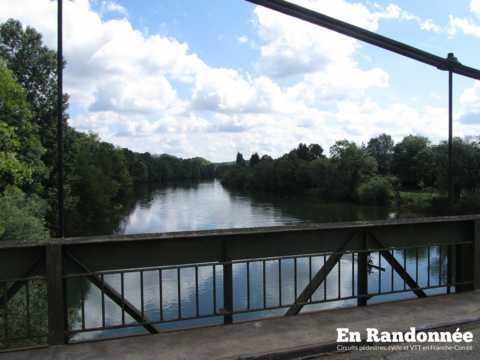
<box><xmin>2</xmin><ymin>291</ymin><xmax>480</xmax><ymax>360</ymax></box>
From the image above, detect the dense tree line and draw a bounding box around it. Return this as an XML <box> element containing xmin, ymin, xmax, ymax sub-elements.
<box><xmin>220</xmin><ymin>134</ymin><xmax>480</xmax><ymax>208</ymax></box>
<box><xmin>0</xmin><ymin>19</ymin><xmax>214</xmax><ymax>239</ymax></box>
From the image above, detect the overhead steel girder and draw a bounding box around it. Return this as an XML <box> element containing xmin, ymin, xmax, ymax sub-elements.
<box><xmin>245</xmin><ymin>0</ymin><xmax>480</xmax><ymax>80</ymax></box>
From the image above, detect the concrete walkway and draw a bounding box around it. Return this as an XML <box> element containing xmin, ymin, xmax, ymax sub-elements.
<box><xmin>2</xmin><ymin>291</ymin><xmax>480</xmax><ymax>360</ymax></box>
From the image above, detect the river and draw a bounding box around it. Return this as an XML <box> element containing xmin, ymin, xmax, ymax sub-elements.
<box><xmin>68</xmin><ymin>180</ymin><xmax>442</xmax><ymax>342</ymax></box>
<box><xmin>116</xmin><ymin>180</ymin><xmax>425</xmax><ymax>234</ymax></box>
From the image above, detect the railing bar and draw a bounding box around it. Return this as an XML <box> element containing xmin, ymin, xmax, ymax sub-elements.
<box><xmin>60</xmin><ymin>241</ymin><xmax>474</xmax><ymax>280</ymax></box>
<box><xmin>403</xmin><ymin>249</ymin><xmax>407</xmax><ymax>290</ymax></box>
<box><xmin>195</xmin><ymin>266</ymin><xmax>200</xmax><ymax>317</ymax></box>
<box><xmin>338</xmin><ymin>255</ymin><xmax>341</xmax><ymax>299</ymax></box>
<box><xmin>121</xmin><ymin>272</ymin><xmax>125</xmax><ymax>326</ymax></box>
<box><xmin>25</xmin><ymin>280</ymin><xmax>31</xmax><ymax>338</ymax></box>
<box><xmin>101</xmin><ymin>274</ymin><xmax>105</xmax><ymax>329</ymax></box>
<box><xmin>81</xmin><ymin>280</ymin><xmax>86</xmax><ymax>330</ymax></box>
<box><xmin>309</xmin><ymin>256</ymin><xmax>312</xmax><ymax>303</ymax></box>
<box><xmin>177</xmin><ymin>268</ymin><xmax>182</xmax><ymax>319</ymax></box>
<box><xmin>140</xmin><ymin>271</ymin><xmax>144</xmax><ymax>318</ymax></box>
<box><xmin>427</xmin><ymin>246</ymin><xmax>431</xmax><ymax>288</ymax></box>
<box><xmin>247</xmin><ymin>261</ymin><xmax>250</xmax><ymax>310</ymax></box>
<box><xmin>378</xmin><ymin>251</ymin><xmax>381</xmax><ymax>294</ymax></box>
<box><xmin>212</xmin><ymin>265</ymin><xmax>217</xmax><ymax>315</ymax></box>
<box><xmin>323</xmin><ymin>255</ymin><xmax>327</xmax><ymax>301</ymax></box>
<box><xmin>158</xmin><ymin>269</ymin><xmax>163</xmax><ymax>322</ymax></box>
<box><xmin>352</xmin><ymin>253</ymin><xmax>355</xmax><ymax>297</ymax></box>
<box><xmin>391</xmin><ymin>250</ymin><xmax>394</xmax><ymax>292</ymax></box>
<box><xmin>294</xmin><ymin>258</ymin><xmax>298</xmax><ymax>302</ymax></box>
<box><xmin>278</xmin><ymin>259</ymin><xmax>282</xmax><ymax>307</ymax></box>
<box><xmin>263</xmin><ymin>260</ymin><xmax>266</xmax><ymax>309</ymax></box>
<box><xmin>415</xmin><ymin>247</ymin><xmax>419</xmax><ymax>285</ymax></box>
<box><xmin>447</xmin><ymin>245</ymin><xmax>452</xmax><ymax>294</ymax></box>
<box><xmin>439</xmin><ymin>245</ymin><xmax>443</xmax><ymax>286</ymax></box>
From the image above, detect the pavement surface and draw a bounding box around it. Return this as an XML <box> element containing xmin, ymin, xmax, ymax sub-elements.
<box><xmin>2</xmin><ymin>291</ymin><xmax>480</xmax><ymax>360</ymax></box>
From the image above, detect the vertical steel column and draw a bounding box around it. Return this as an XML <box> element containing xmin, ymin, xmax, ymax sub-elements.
<box><xmin>448</xmin><ymin>70</ymin><xmax>453</xmax><ymax>206</ymax></box>
<box><xmin>357</xmin><ymin>233</ymin><xmax>368</xmax><ymax>306</ymax></box>
<box><xmin>47</xmin><ymin>244</ymin><xmax>66</xmax><ymax>345</ymax></box>
<box><xmin>474</xmin><ymin>220</ymin><xmax>480</xmax><ymax>290</ymax></box>
<box><xmin>447</xmin><ymin>53</ymin><xmax>457</xmax><ymax>207</ymax></box>
<box><xmin>57</xmin><ymin>0</ymin><xmax>65</xmax><ymax>237</ymax></box>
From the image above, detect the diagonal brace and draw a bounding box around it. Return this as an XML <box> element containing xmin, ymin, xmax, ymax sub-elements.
<box><xmin>65</xmin><ymin>251</ymin><xmax>158</xmax><ymax>334</ymax></box>
<box><xmin>368</xmin><ymin>233</ymin><xmax>426</xmax><ymax>298</ymax></box>
<box><xmin>0</xmin><ymin>257</ymin><xmax>43</xmax><ymax>307</ymax></box>
<box><xmin>285</xmin><ymin>233</ymin><xmax>356</xmax><ymax>316</ymax></box>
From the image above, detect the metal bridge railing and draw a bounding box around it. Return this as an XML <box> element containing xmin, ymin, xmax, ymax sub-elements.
<box><xmin>60</xmin><ymin>242</ymin><xmax>472</xmax><ymax>343</ymax></box>
<box><xmin>0</xmin><ymin>215</ymin><xmax>479</xmax><ymax>351</ymax></box>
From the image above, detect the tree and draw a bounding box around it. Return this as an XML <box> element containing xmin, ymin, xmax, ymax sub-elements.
<box><xmin>434</xmin><ymin>138</ymin><xmax>480</xmax><ymax>200</ymax></box>
<box><xmin>392</xmin><ymin>135</ymin><xmax>433</xmax><ymax>189</ymax></box>
<box><xmin>329</xmin><ymin>140</ymin><xmax>377</xmax><ymax>200</ymax></box>
<box><xmin>249</xmin><ymin>153</ymin><xmax>260</xmax><ymax>168</ymax></box>
<box><xmin>236</xmin><ymin>152</ymin><xmax>246</xmax><ymax>167</ymax></box>
<box><xmin>0</xmin><ymin>61</ymin><xmax>46</xmax><ymax>193</ymax></box>
<box><xmin>288</xmin><ymin>143</ymin><xmax>324</xmax><ymax>161</ymax></box>
<box><xmin>0</xmin><ymin>19</ymin><xmax>67</xmax><ymax>176</ymax></box>
<box><xmin>366</xmin><ymin>134</ymin><xmax>394</xmax><ymax>175</ymax></box>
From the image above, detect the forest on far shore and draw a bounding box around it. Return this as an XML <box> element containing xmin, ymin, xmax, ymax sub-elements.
<box><xmin>218</xmin><ymin>134</ymin><xmax>480</xmax><ymax>212</ymax></box>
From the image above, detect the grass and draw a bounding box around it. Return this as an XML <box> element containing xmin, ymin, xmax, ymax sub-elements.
<box><xmin>397</xmin><ymin>191</ymin><xmax>440</xmax><ymax>210</ymax></box>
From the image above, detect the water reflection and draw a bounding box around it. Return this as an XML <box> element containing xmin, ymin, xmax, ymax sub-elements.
<box><xmin>118</xmin><ymin>180</ymin><xmax>428</xmax><ymax>234</ymax></box>
<box><xmin>67</xmin><ymin>246</ymin><xmax>449</xmax><ymax>342</ymax></box>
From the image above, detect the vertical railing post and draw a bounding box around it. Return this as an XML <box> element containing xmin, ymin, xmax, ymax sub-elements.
<box><xmin>221</xmin><ymin>240</ymin><xmax>233</xmax><ymax>324</ymax></box>
<box><xmin>47</xmin><ymin>243</ymin><xmax>67</xmax><ymax>345</ymax></box>
<box><xmin>223</xmin><ymin>260</ymin><xmax>233</xmax><ymax>324</ymax></box>
<box><xmin>446</xmin><ymin>244</ymin><xmax>453</xmax><ymax>294</ymax></box>
<box><xmin>474</xmin><ymin>220</ymin><xmax>480</xmax><ymax>290</ymax></box>
<box><xmin>455</xmin><ymin>224</ymin><xmax>474</xmax><ymax>293</ymax></box>
<box><xmin>357</xmin><ymin>232</ymin><xmax>368</xmax><ymax>306</ymax></box>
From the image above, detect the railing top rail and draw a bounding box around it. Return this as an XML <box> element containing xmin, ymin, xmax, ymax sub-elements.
<box><xmin>1</xmin><ymin>214</ymin><xmax>479</xmax><ymax>250</ymax></box>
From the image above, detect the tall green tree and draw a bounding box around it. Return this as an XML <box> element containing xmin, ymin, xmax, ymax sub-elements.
<box><xmin>392</xmin><ymin>135</ymin><xmax>433</xmax><ymax>189</ymax></box>
<box><xmin>0</xmin><ymin>61</ymin><xmax>46</xmax><ymax>193</ymax></box>
<box><xmin>366</xmin><ymin>134</ymin><xmax>394</xmax><ymax>176</ymax></box>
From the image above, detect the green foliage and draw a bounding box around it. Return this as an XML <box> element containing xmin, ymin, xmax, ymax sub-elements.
<box><xmin>0</xmin><ymin>19</ymin><xmax>63</xmax><ymax>176</ymax></box>
<box><xmin>392</xmin><ymin>135</ymin><xmax>433</xmax><ymax>189</ymax></box>
<box><xmin>0</xmin><ymin>189</ymin><xmax>49</xmax><ymax>241</ymax></box>
<box><xmin>357</xmin><ymin>176</ymin><xmax>394</xmax><ymax>205</ymax></box>
<box><xmin>329</xmin><ymin>140</ymin><xmax>377</xmax><ymax>200</ymax></box>
<box><xmin>249</xmin><ymin>153</ymin><xmax>260</xmax><ymax>168</ymax></box>
<box><xmin>399</xmin><ymin>191</ymin><xmax>439</xmax><ymax>210</ymax></box>
<box><xmin>236</xmin><ymin>152</ymin><xmax>246</xmax><ymax>167</ymax></box>
<box><xmin>366</xmin><ymin>134</ymin><xmax>394</xmax><ymax>175</ymax></box>
<box><xmin>0</xmin><ymin>60</ymin><xmax>46</xmax><ymax>193</ymax></box>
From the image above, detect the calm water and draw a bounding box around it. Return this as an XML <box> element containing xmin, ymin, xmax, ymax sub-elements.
<box><xmin>116</xmin><ymin>180</ymin><xmax>423</xmax><ymax>234</ymax></box>
<box><xmin>68</xmin><ymin>180</ymin><xmax>442</xmax><ymax>342</ymax></box>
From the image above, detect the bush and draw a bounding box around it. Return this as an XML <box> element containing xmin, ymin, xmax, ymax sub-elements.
<box><xmin>0</xmin><ymin>189</ymin><xmax>49</xmax><ymax>241</ymax></box>
<box><xmin>356</xmin><ymin>176</ymin><xmax>394</xmax><ymax>205</ymax></box>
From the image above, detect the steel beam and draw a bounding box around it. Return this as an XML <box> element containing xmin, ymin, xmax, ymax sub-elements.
<box><xmin>245</xmin><ymin>0</ymin><xmax>480</xmax><ymax>80</ymax></box>
<box><xmin>57</xmin><ymin>0</ymin><xmax>65</xmax><ymax>237</ymax></box>
<box><xmin>285</xmin><ymin>233</ymin><xmax>355</xmax><ymax>315</ymax></box>
<box><xmin>65</xmin><ymin>251</ymin><xmax>158</xmax><ymax>335</ymax></box>
<box><xmin>368</xmin><ymin>233</ymin><xmax>426</xmax><ymax>298</ymax></box>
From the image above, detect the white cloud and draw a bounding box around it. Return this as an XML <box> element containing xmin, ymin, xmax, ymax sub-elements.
<box><xmin>238</xmin><ymin>35</ymin><xmax>249</xmax><ymax>44</ymax></box>
<box><xmin>471</xmin><ymin>0</ymin><xmax>480</xmax><ymax>18</ymax></box>
<box><xmin>0</xmin><ymin>0</ymin><xmax>461</xmax><ymax>161</ymax></box>
<box><xmin>99</xmin><ymin>1</ymin><xmax>128</xmax><ymax>16</ymax></box>
<box><xmin>448</xmin><ymin>15</ymin><xmax>480</xmax><ymax>38</ymax></box>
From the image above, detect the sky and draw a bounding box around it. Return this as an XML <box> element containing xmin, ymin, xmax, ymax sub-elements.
<box><xmin>2</xmin><ymin>0</ymin><xmax>480</xmax><ymax>162</ymax></box>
